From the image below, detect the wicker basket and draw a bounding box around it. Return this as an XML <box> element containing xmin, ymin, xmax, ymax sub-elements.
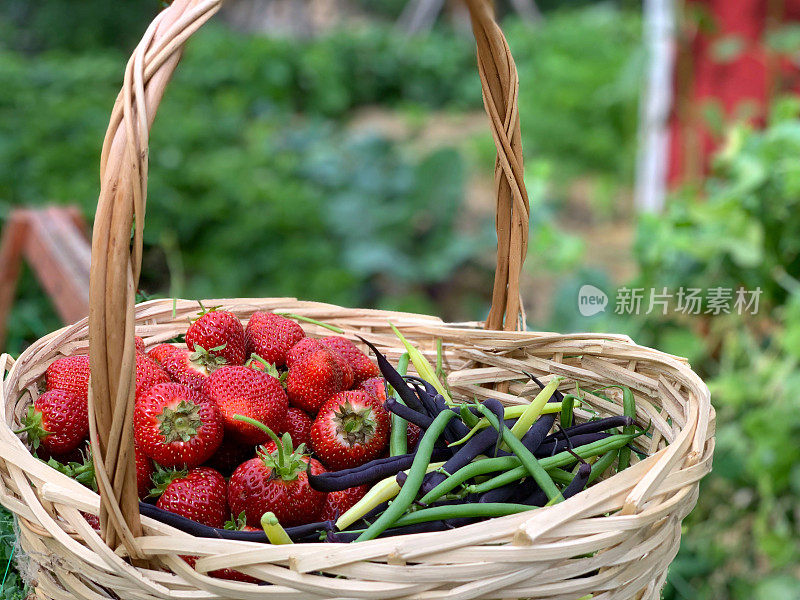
<box><xmin>0</xmin><ymin>1</ymin><xmax>715</xmax><ymax>598</ymax></box>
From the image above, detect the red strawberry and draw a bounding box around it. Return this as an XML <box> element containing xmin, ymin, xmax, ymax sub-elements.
<box><xmin>134</xmin><ymin>383</ymin><xmax>223</xmax><ymax>468</ymax></box>
<box><xmin>82</xmin><ymin>511</ymin><xmax>101</xmax><ymax>532</ymax></box>
<box><xmin>185</xmin><ymin>307</ymin><xmax>246</xmax><ymax>367</ymax></box>
<box><xmin>135</xmin><ymin>353</ymin><xmax>171</xmax><ymax>399</ymax></box>
<box><xmin>287</xmin><ymin>338</ymin><xmax>354</xmax><ymax>388</ymax></box>
<box><xmin>204</xmin><ymin>437</ymin><xmax>256</xmax><ymax>476</ymax></box>
<box><xmin>135</xmin><ymin>444</ymin><xmax>154</xmax><ymax>500</ymax></box>
<box><xmin>46</xmin><ymin>355</ymin><xmax>90</xmax><ymax>398</ymax></box>
<box><xmin>245</xmin><ymin>312</ymin><xmax>305</xmax><ymax>367</ymax></box>
<box><xmin>320</xmin><ymin>336</ymin><xmax>380</xmax><ymax>385</ymax></box>
<box><xmin>406</xmin><ymin>422</ymin><xmax>421</xmax><ymax>450</ymax></box>
<box><xmin>18</xmin><ymin>390</ymin><xmax>88</xmax><ymax>455</ymax></box>
<box><xmin>155</xmin><ymin>467</ymin><xmax>228</xmax><ymax>528</ymax></box>
<box><xmin>148</xmin><ymin>343</ymin><xmax>175</xmax><ymax>365</ymax></box>
<box><xmin>286</xmin><ymin>346</ymin><xmax>349</xmax><ymax>413</ymax></box>
<box><xmin>360</xmin><ymin>377</ymin><xmax>387</xmax><ymax>402</ymax></box>
<box><xmin>135</xmin><ymin>336</ymin><xmax>146</xmax><ymax>354</ymax></box>
<box><xmin>181</xmin><ymin>555</ymin><xmax>259</xmax><ymax>584</ymax></box>
<box><xmin>286</xmin><ymin>337</ymin><xmax>324</xmax><ymax>367</ymax></box>
<box><xmin>228</xmin><ymin>438</ymin><xmax>325</xmax><ymax>527</ymax></box>
<box><xmin>203</xmin><ymin>366</ymin><xmax>287</xmax><ymax>444</ymax></box>
<box><xmin>148</xmin><ymin>344</ymin><xmax>217</xmax><ymax>391</ymax></box>
<box><xmin>281</xmin><ymin>408</ymin><xmax>313</xmax><ymax>447</ymax></box>
<box><xmin>318</xmin><ymin>485</ymin><xmax>369</xmax><ymax>522</ymax></box>
<box><xmin>310</xmin><ymin>390</ymin><xmax>390</xmax><ymax>470</ymax></box>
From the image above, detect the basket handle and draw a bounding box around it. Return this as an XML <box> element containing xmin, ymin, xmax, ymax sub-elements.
<box><xmin>88</xmin><ymin>0</ymin><xmax>529</xmax><ymax>556</ymax></box>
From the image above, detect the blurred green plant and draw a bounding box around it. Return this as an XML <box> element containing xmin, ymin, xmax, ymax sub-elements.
<box><xmin>629</xmin><ymin>101</ymin><xmax>800</xmax><ymax>598</ymax></box>
<box><xmin>0</xmin><ymin>509</ymin><xmax>24</xmax><ymax>600</ymax></box>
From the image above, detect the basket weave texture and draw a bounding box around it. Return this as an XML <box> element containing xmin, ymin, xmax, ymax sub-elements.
<box><xmin>0</xmin><ymin>0</ymin><xmax>715</xmax><ymax>598</ymax></box>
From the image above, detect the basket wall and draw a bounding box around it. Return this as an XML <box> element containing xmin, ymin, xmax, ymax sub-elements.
<box><xmin>0</xmin><ymin>299</ymin><xmax>714</xmax><ymax>600</ymax></box>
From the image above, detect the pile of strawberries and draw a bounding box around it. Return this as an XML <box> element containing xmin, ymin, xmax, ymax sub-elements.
<box><xmin>22</xmin><ymin>308</ymin><xmax>412</xmax><ymax>538</ymax></box>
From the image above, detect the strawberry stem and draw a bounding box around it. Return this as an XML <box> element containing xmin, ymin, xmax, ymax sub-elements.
<box><xmin>277</xmin><ymin>313</ymin><xmax>343</xmax><ymax>334</ymax></box>
<box><xmin>232</xmin><ymin>414</ymin><xmax>286</xmax><ymax>466</ymax></box>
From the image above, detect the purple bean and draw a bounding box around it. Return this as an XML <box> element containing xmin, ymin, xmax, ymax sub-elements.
<box><xmin>384</xmin><ymin>397</ymin><xmax>434</xmax><ymax>429</ymax></box>
<box><xmin>534</xmin><ymin>432</ymin><xmax>611</xmax><ymax>458</ymax></box>
<box><xmin>359</xmin><ymin>337</ymin><xmax>424</xmax><ymax>412</ymax></box>
<box><xmin>308</xmin><ymin>447</ymin><xmax>452</xmax><ymax>492</ymax></box>
<box><xmin>562</xmin><ymin>462</ymin><xmax>592</xmax><ymax>499</ymax></box>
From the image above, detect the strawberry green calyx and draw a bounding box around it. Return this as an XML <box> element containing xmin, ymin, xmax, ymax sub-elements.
<box><xmin>157</xmin><ymin>400</ymin><xmax>204</xmax><ymax>443</ymax></box>
<box><xmin>189</xmin><ymin>300</ymin><xmax>223</xmax><ymax>323</ymax></box>
<box><xmin>149</xmin><ymin>463</ymin><xmax>189</xmax><ymax>498</ymax></box>
<box><xmin>189</xmin><ymin>343</ymin><xmax>228</xmax><ymax>372</ymax></box>
<box><xmin>45</xmin><ymin>451</ymin><xmax>97</xmax><ymax>491</ymax></box>
<box><xmin>233</xmin><ymin>415</ymin><xmax>309</xmax><ymax>482</ymax></box>
<box><xmin>225</xmin><ymin>510</ymin><xmax>248</xmax><ymax>531</ymax></box>
<box><xmin>246</xmin><ymin>354</ymin><xmax>280</xmax><ymax>378</ymax></box>
<box><xmin>14</xmin><ymin>406</ymin><xmax>51</xmax><ymax>449</ymax></box>
<box><xmin>333</xmin><ymin>401</ymin><xmax>376</xmax><ymax>445</ymax></box>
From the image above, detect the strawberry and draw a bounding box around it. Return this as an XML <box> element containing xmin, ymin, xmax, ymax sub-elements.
<box><xmin>135</xmin><ymin>353</ymin><xmax>171</xmax><ymax>399</ymax></box>
<box><xmin>406</xmin><ymin>422</ymin><xmax>421</xmax><ymax>450</ymax></box>
<box><xmin>17</xmin><ymin>390</ymin><xmax>88</xmax><ymax>455</ymax></box>
<box><xmin>135</xmin><ymin>336</ymin><xmax>146</xmax><ymax>354</ymax></box>
<box><xmin>245</xmin><ymin>312</ymin><xmax>305</xmax><ymax>367</ymax></box>
<box><xmin>155</xmin><ymin>467</ymin><xmax>228</xmax><ymax>528</ymax></box>
<box><xmin>82</xmin><ymin>512</ymin><xmax>101</xmax><ymax>532</ymax></box>
<box><xmin>181</xmin><ymin>555</ymin><xmax>259</xmax><ymax>584</ymax></box>
<box><xmin>281</xmin><ymin>408</ymin><xmax>313</xmax><ymax>447</ymax></box>
<box><xmin>148</xmin><ymin>344</ymin><xmax>218</xmax><ymax>391</ymax></box>
<box><xmin>203</xmin><ymin>437</ymin><xmax>256</xmax><ymax>476</ymax></box>
<box><xmin>320</xmin><ymin>337</ymin><xmax>379</xmax><ymax>385</ymax></box>
<box><xmin>287</xmin><ymin>338</ymin><xmax>354</xmax><ymax>388</ymax></box>
<box><xmin>318</xmin><ymin>485</ymin><xmax>368</xmax><ymax>522</ymax></box>
<box><xmin>135</xmin><ymin>444</ymin><xmax>154</xmax><ymax>500</ymax></box>
<box><xmin>360</xmin><ymin>377</ymin><xmax>387</xmax><ymax>402</ymax></box>
<box><xmin>46</xmin><ymin>355</ymin><xmax>90</xmax><ymax>398</ymax></box>
<box><xmin>286</xmin><ymin>337</ymin><xmax>324</xmax><ymax>367</ymax></box>
<box><xmin>310</xmin><ymin>390</ymin><xmax>390</xmax><ymax>470</ymax></box>
<box><xmin>134</xmin><ymin>383</ymin><xmax>223</xmax><ymax>468</ymax></box>
<box><xmin>185</xmin><ymin>307</ymin><xmax>246</xmax><ymax>367</ymax></box>
<box><xmin>228</xmin><ymin>434</ymin><xmax>326</xmax><ymax>527</ymax></box>
<box><xmin>286</xmin><ymin>346</ymin><xmax>349</xmax><ymax>413</ymax></box>
<box><xmin>203</xmin><ymin>366</ymin><xmax>287</xmax><ymax>444</ymax></box>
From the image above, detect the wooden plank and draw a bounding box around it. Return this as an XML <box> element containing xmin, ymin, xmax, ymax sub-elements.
<box><xmin>0</xmin><ymin>211</ymin><xmax>31</xmax><ymax>349</ymax></box>
<box><xmin>24</xmin><ymin>209</ymin><xmax>90</xmax><ymax>324</ymax></box>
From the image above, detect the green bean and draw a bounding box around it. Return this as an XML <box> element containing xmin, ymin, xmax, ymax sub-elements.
<box><xmin>355</xmin><ymin>410</ymin><xmax>456</xmax><ymax>542</ymax></box>
<box><xmin>419</xmin><ymin>456</ymin><xmax>519</xmax><ymax>505</ymax></box>
<box><xmin>392</xmin><ymin>503</ymin><xmax>534</xmax><ymax>527</ymax></box>
<box><xmin>468</xmin><ymin>433</ymin><xmax>638</xmax><ymax>494</ymax></box>
<box><xmin>560</xmin><ymin>394</ymin><xmax>576</xmax><ymax>429</ymax></box>
<box><xmin>507</xmin><ymin>377</ymin><xmax>561</xmax><ymax>441</ymax></box>
<box><xmin>617</xmin><ymin>387</ymin><xmax>636</xmax><ymax>471</ymax></box>
<box><xmin>459</xmin><ymin>404</ymin><xmax>480</xmax><ymax>429</ymax></box>
<box><xmin>475</xmin><ymin>404</ymin><xmax>562</xmax><ymax>503</ymax></box>
<box><xmin>548</xmin><ymin>467</ymin><xmax>575</xmax><ymax>485</ymax></box>
<box><xmin>587</xmin><ymin>449</ymin><xmax>618</xmax><ymax>484</ymax></box>
<box><xmin>389</xmin><ymin>352</ymin><xmax>411</xmax><ymax>457</ymax></box>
